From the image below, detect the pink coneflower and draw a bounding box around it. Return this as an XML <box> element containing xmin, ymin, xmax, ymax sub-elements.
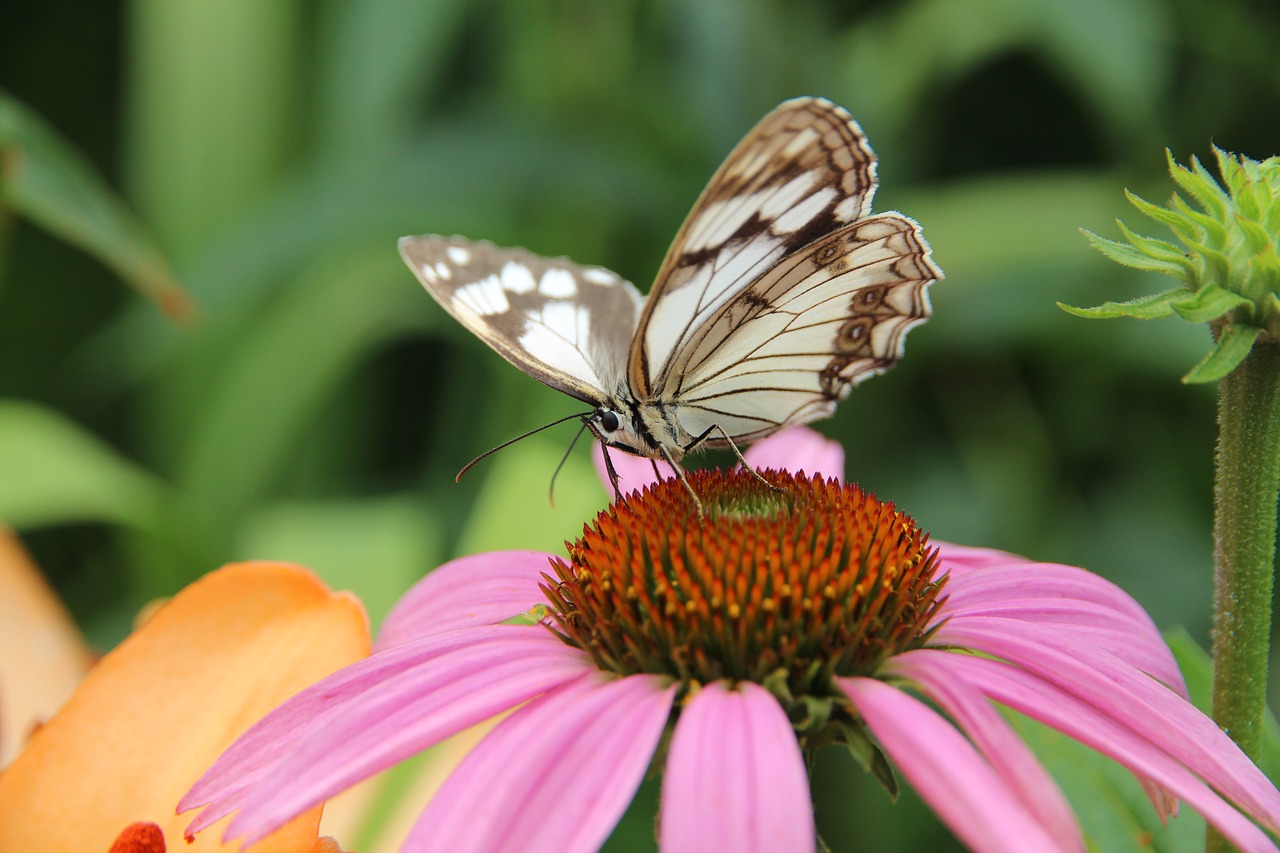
<box><xmin>180</xmin><ymin>429</ymin><xmax>1280</xmax><ymax>852</ymax></box>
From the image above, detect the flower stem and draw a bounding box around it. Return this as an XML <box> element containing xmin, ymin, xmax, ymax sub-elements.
<box><xmin>1207</xmin><ymin>340</ymin><xmax>1280</xmax><ymax>853</ymax></box>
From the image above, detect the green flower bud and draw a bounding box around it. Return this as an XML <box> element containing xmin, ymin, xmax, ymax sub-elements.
<box><xmin>1063</xmin><ymin>148</ymin><xmax>1280</xmax><ymax>383</ymax></box>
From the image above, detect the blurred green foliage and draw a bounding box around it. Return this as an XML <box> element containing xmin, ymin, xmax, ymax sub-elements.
<box><xmin>3</xmin><ymin>0</ymin><xmax>1280</xmax><ymax>849</ymax></box>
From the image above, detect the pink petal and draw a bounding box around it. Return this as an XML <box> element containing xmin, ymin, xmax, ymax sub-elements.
<box><xmin>885</xmin><ymin>654</ymin><xmax>1083</xmax><ymax>849</ymax></box>
<box><xmin>592</xmin><ymin>441</ymin><xmax>664</xmax><ymax>496</ymax></box>
<box><xmin>940</xmin><ymin>564</ymin><xmax>1185</xmax><ymax>696</ymax></box>
<box><xmin>934</xmin><ymin>541</ymin><xmax>1030</xmax><ymax>574</ymax></box>
<box><xmin>184</xmin><ymin>625</ymin><xmax>536</xmax><ymax>817</ymax></box>
<box><xmin>935</xmin><ymin>617</ymin><xmax>1280</xmax><ymax>831</ymax></box>
<box><xmin>406</xmin><ymin>672</ymin><xmax>676</xmax><ymax>852</ymax></box>
<box><xmin>376</xmin><ymin>551</ymin><xmax>555</xmax><ymax>650</ymax></box>
<box><xmin>660</xmin><ymin>681</ymin><xmax>815</xmax><ymax>853</ymax></box>
<box><xmin>839</xmin><ymin>676</ymin><xmax>1066</xmax><ymax>853</ymax></box>
<box><xmin>183</xmin><ymin>626</ymin><xmax>593</xmax><ymax>844</ymax></box>
<box><xmin>927</xmin><ymin>650</ymin><xmax>1280</xmax><ymax>853</ymax></box>
<box><xmin>742</xmin><ymin>427</ymin><xmax>845</xmax><ymax>481</ymax></box>
<box><xmin>943</xmin><ymin>561</ymin><xmax>1161</xmax><ymax>632</ymax></box>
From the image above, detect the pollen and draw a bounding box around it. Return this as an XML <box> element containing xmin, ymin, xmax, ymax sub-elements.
<box><xmin>540</xmin><ymin>468</ymin><xmax>945</xmax><ymax>696</ymax></box>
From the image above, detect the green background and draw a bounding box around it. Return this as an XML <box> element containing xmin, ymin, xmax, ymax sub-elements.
<box><xmin>2</xmin><ymin>0</ymin><xmax>1278</xmax><ymax>849</ymax></box>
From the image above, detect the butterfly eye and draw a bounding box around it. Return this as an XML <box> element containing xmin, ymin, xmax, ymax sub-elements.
<box><xmin>599</xmin><ymin>410</ymin><xmax>621</xmax><ymax>433</ymax></box>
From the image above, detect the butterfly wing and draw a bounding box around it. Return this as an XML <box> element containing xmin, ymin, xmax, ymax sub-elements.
<box><xmin>657</xmin><ymin>213</ymin><xmax>938</xmax><ymax>446</ymax></box>
<box><xmin>628</xmin><ymin>97</ymin><xmax>880</xmax><ymax>397</ymax></box>
<box><xmin>399</xmin><ymin>235</ymin><xmax>642</xmax><ymax>405</ymax></box>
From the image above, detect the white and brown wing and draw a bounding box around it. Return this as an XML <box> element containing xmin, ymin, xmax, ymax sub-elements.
<box><xmin>657</xmin><ymin>213</ymin><xmax>939</xmax><ymax>446</ymax></box>
<box><xmin>629</xmin><ymin>97</ymin><xmax>879</xmax><ymax>398</ymax></box>
<box><xmin>399</xmin><ymin>235</ymin><xmax>642</xmax><ymax>405</ymax></box>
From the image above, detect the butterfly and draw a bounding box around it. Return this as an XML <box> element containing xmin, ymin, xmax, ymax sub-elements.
<box><xmin>400</xmin><ymin>97</ymin><xmax>941</xmax><ymax>500</ymax></box>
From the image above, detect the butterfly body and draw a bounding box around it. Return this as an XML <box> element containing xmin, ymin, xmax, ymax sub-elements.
<box><xmin>401</xmin><ymin>97</ymin><xmax>940</xmax><ymax>477</ymax></box>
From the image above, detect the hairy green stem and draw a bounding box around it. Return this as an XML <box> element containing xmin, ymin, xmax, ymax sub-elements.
<box><xmin>1207</xmin><ymin>341</ymin><xmax>1280</xmax><ymax>853</ymax></box>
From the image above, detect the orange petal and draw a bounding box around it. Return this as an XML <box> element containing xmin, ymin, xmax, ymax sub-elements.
<box><xmin>0</xmin><ymin>530</ymin><xmax>93</xmax><ymax>767</ymax></box>
<box><xmin>0</xmin><ymin>561</ymin><xmax>369</xmax><ymax>852</ymax></box>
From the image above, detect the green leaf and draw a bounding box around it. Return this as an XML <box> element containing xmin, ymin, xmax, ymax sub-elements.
<box><xmin>0</xmin><ymin>92</ymin><xmax>192</xmax><ymax>321</ymax></box>
<box><xmin>236</xmin><ymin>494</ymin><xmax>442</xmax><ymax>631</ymax></box>
<box><xmin>1168</xmin><ymin>284</ymin><xmax>1251</xmax><ymax>323</ymax></box>
<box><xmin>172</xmin><ymin>242</ymin><xmax>426</xmax><ymax>565</ymax></box>
<box><xmin>127</xmin><ymin>0</ymin><xmax>301</xmax><ymax>260</ymax></box>
<box><xmin>1163</xmin><ymin>627</ymin><xmax>1280</xmax><ymax>781</ymax></box>
<box><xmin>313</xmin><ymin>0</ymin><xmax>472</xmax><ymax>165</ymax></box>
<box><xmin>0</xmin><ymin>400</ymin><xmax>164</xmax><ymax>529</ymax></box>
<box><xmin>454</xmin><ymin>437</ymin><xmax>607</xmax><ymax>557</ymax></box>
<box><xmin>1182</xmin><ymin>323</ymin><xmax>1263</xmax><ymax>384</ymax></box>
<box><xmin>1058</xmin><ymin>286</ymin><xmax>1195</xmax><ymax>320</ymax></box>
<box><xmin>1006</xmin><ymin>709</ymin><xmax>1206</xmax><ymax>851</ymax></box>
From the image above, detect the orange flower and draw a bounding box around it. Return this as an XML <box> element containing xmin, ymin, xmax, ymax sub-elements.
<box><xmin>0</xmin><ymin>531</ymin><xmax>93</xmax><ymax>768</ymax></box>
<box><xmin>0</xmin><ymin>557</ymin><xmax>369</xmax><ymax>852</ymax></box>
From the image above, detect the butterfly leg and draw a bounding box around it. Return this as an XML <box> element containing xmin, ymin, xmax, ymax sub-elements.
<box><xmin>598</xmin><ymin>443</ymin><xmax>626</xmax><ymax>501</ymax></box>
<box><xmin>657</xmin><ymin>444</ymin><xmax>705</xmax><ymax>516</ymax></box>
<box><xmin>682</xmin><ymin>425</ymin><xmax>783</xmax><ymax>492</ymax></box>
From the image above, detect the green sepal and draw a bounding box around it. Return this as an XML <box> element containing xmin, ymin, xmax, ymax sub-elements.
<box><xmin>1081</xmin><ymin>229</ymin><xmax>1191</xmax><ymax>279</ymax></box>
<box><xmin>1169</xmin><ymin>150</ymin><xmax>1228</xmax><ymax>220</ymax></box>
<box><xmin>762</xmin><ymin>667</ymin><xmax>796</xmax><ymax>704</ymax></box>
<box><xmin>1183</xmin><ymin>323</ymin><xmax>1263</xmax><ymax>384</ymax></box>
<box><xmin>1216</xmin><ymin>146</ymin><xmax>1252</xmax><ymax>204</ymax></box>
<box><xmin>1198</xmin><ymin>243</ymin><xmax>1234</xmax><ymax>285</ymax></box>
<box><xmin>1123</xmin><ymin>189</ymin><xmax>1198</xmax><ymax>243</ymax></box>
<box><xmin>802</xmin><ymin>711</ymin><xmax>900</xmax><ymax>802</ymax></box>
<box><xmin>1236</xmin><ymin>215</ymin><xmax>1273</xmax><ymax>257</ymax></box>
<box><xmin>1169</xmin><ymin>284</ymin><xmax>1252</xmax><ymax>323</ymax></box>
<box><xmin>1057</xmin><ymin>286</ymin><xmax>1194</xmax><ymax>320</ymax></box>
<box><xmin>1170</xmin><ymin>191</ymin><xmax>1226</xmax><ymax>247</ymax></box>
<box><xmin>1266</xmin><ymin>193</ymin><xmax>1280</xmax><ymax>235</ymax></box>
<box><xmin>1114</xmin><ymin>220</ymin><xmax>1195</xmax><ymax>270</ymax></box>
<box><xmin>763</xmin><ymin>666</ymin><xmax>842</xmax><ymax>737</ymax></box>
<box><xmin>834</xmin><ymin>720</ymin><xmax>899</xmax><ymax>801</ymax></box>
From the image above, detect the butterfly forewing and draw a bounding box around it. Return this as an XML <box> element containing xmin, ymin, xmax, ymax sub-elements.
<box><xmin>629</xmin><ymin>97</ymin><xmax>879</xmax><ymax>398</ymax></box>
<box><xmin>399</xmin><ymin>236</ymin><xmax>641</xmax><ymax>405</ymax></box>
<box><xmin>400</xmin><ymin>97</ymin><xmax>941</xmax><ymax>474</ymax></box>
<box><xmin>658</xmin><ymin>212</ymin><xmax>939</xmax><ymax>447</ymax></box>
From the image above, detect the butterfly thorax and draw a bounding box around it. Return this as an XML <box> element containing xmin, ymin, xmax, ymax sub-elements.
<box><xmin>587</xmin><ymin>394</ymin><xmax>695</xmax><ymax>463</ymax></box>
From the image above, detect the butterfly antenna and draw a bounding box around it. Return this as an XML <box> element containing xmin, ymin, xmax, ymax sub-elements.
<box><xmin>456</xmin><ymin>411</ymin><xmax>593</xmax><ymax>482</ymax></box>
<box><xmin>548</xmin><ymin>418</ymin><xmax>594</xmax><ymax>507</ymax></box>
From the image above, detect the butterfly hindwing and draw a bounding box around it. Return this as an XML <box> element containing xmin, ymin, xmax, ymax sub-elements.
<box><xmin>399</xmin><ymin>235</ymin><xmax>642</xmax><ymax>405</ymax></box>
<box><xmin>629</xmin><ymin>97</ymin><xmax>880</xmax><ymax>398</ymax></box>
<box><xmin>659</xmin><ymin>213</ymin><xmax>939</xmax><ymax>447</ymax></box>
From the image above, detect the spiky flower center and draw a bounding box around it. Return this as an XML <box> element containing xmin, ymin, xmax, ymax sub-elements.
<box><xmin>540</xmin><ymin>469</ymin><xmax>945</xmax><ymax>701</ymax></box>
